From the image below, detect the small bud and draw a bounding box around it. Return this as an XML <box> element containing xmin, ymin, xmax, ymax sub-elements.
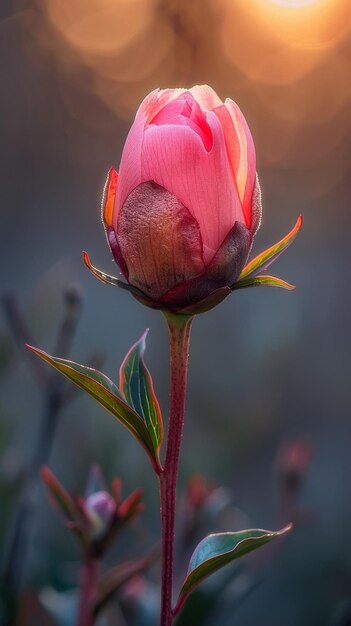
<box><xmin>84</xmin><ymin>491</ymin><xmax>116</xmax><ymax>539</ymax></box>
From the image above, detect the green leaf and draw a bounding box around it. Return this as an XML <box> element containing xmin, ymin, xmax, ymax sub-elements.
<box><xmin>119</xmin><ymin>330</ymin><xmax>163</xmax><ymax>456</ymax></box>
<box><xmin>174</xmin><ymin>524</ymin><xmax>292</xmax><ymax>616</ymax></box>
<box><xmin>27</xmin><ymin>345</ymin><xmax>160</xmax><ymax>472</ymax></box>
<box><xmin>237</xmin><ymin>215</ymin><xmax>302</xmax><ymax>282</ymax></box>
<box><xmin>93</xmin><ymin>548</ymin><xmax>160</xmax><ymax>616</ymax></box>
<box><xmin>233</xmin><ymin>274</ymin><xmax>295</xmax><ymax>291</ymax></box>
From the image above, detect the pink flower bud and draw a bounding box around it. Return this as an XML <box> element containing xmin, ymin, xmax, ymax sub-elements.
<box><xmin>103</xmin><ymin>85</ymin><xmax>261</xmax><ymax>312</ymax></box>
<box><xmin>84</xmin><ymin>490</ymin><xmax>116</xmax><ymax>538</ymax></box>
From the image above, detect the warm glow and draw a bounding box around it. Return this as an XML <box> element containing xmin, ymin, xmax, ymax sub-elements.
<box><xmin>267</xmin><ymin>0</ymin><xmax>320</xmax><ymax>6</ymax></box>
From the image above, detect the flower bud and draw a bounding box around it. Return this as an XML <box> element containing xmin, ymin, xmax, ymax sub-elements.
<box><xmin>84</xmin><ymin>490</ymin><xmax>116</xmax><ymax>539</ymax></box>
<box><xmin>102</xmin><ymin>85</ymin><xmax>261</xmax><ymax>313</ymax></box>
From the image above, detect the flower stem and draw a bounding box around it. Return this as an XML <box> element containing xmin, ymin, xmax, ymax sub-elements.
<box><xmin>76</xmin><ymin>555</ymin><xmax>99</xmax><ymax>626</ymax></box>
<box><xmin>159</xmin><ymin>314</ymin><xmax>193</xmax><ymax>626</ymax></box>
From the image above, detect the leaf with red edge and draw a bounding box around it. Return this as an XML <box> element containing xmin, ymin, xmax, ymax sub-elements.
<box><xmin>233</xmin><ymin>275</ymin><xmax>295</xmax><ymax>291</ymax></box>
<box><xmin>237</xmin><ymin>215</ymin><xmax>302</xmax><ymax>283</ymax></box>
<box><xmin>119</xmin><ymin>330</ymin><xmax>163</xmax><ymax>457</ymax></box>
<box><xmin>27</xmin><ymin>345</ymin><xmax>161</xmax><ymax>473</ymax></box>
<box><xmin>41</xmin><ymin>466</ymin><xmax>78</xmax><ymax>522</ymax></box>
<box><xmin>82</xmin><ymin>251</ymin><xmax>131</xmax><ymax>291</ymax></box>
<box><xmin>174</xmin><ymin>525</ymin><xmax>292</xmax><ymax>616</ymax></box>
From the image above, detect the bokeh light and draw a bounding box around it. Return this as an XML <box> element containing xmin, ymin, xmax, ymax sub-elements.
<box><xmin>267</xmin><ymin>0</ymin><xmax>323</xmax><ymax>7</ymax></box>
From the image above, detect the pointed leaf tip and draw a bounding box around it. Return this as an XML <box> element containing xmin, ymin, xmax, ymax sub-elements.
<box><xmin>119</xmin><ymin>331</ymin><xmax>164</xmax><ymax>460</ymax></box>
<box><xmin>82</xmin><ymin>251</ymin><xmax>144</xmax><ymax>296</ymax></box>
<box><xmin>82</xmin><ymin>251</ymin><xmax>125</xmax><ymax>289</ymax></box>
<box><xmin>238</xmin><ymin>214</ymin><xmax>303</xmax><ymax>283</ymax></box>
<box><xmin>41</xmin><ymin>466</ymin><xmax>78</xmax><ymax>523</ymax></box>
<box><xmin>174</xmin><ymin>524</ymin><xmax>292</xmax><ymax>616</ymax></box>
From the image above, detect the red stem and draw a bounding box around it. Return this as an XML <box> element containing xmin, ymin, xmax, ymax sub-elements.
<box><xmin>76</xmin><ymin>555</ymin><xmax>99</xmax><ymax>626</ymax></box>
<box><xmin>159</xmin><ymin>314</ymin><xmax>193</xmax><ymax>626</ymax></box>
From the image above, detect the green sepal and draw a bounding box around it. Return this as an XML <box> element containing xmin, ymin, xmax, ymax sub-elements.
<box><xmin>83</xmin><ymin>251</ymin><xmax>138</xmax><ymax>294</ymax></box>
<box><xmin>27</xmin><ymin>345</ymin><xmax>161</xmax><ymax>473</ymax></box>
<box><xmin>237</xmin><ymin>215</ymin><xmax>302</xmax><ymax>283</ymax></box>
<box><xmin>233</xmin><ymin>274</ymin><xmax>295</xmax><ymax>291</ymax></box>
<box><xmin>174</xmin><ymin>524</ymin><xmax>292</xmax><ymax>616</ymax></box>
<box><xmin>119</xmin><ymin>330</ymin><xmax>163</xmax><ymax>458</ymax></box>
<box><xmin>178</xmin><ymin>287</ymin><xmax>231</xmax><ymax>315</ymax></box>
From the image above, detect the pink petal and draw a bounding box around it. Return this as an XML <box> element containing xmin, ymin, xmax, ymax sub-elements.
<box><xmin>114</xmin><ymin>89</ymin><xmax>190</xmax><ymax>223</ymax></box>
<box><xmin>136</xmin><ymin>88</ymin><xmax>186</xmax><ymax>124</ymax></box>
<box><xmin>113</xmin><ymin>112</ymin><xmax>145</xmax><ymax>231</ymax></box>
<box><xmin>140</xmin><ymin>111</ymin><xmax>244</xmax><ymax>264</ymax></box>
<box><xmin>189</xmin><ymin>85</ymin><xmax>223</xmax><ymax>110</ymax></box>
<box><xmin>222</xmin><ymin>98</ymin><xmax>256</xmax><ymax>227</ymax></box>
<box><xmin>150</xmin><ymin>93</ymin><xmax>213</xmax><ymax>151</ymax></box>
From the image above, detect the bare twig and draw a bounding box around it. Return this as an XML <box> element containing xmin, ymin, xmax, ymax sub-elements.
<box><xmin>1</xmin><ymin>292</ymin><xmax>49</xmax><ymax>388</ymax></box>
<box><xmin>1</xmin><ymin>287</ymin><xmax>82</xmax><ymax>625</ymax></box>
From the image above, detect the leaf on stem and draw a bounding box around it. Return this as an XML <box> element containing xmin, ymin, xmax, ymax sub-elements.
<box><xmin>93</xmin><ymin>548</ymin><xmax>160</xmax><ymax>616</ymax></box>
<box><xmin>236</xmin><ymin>215</ymin><xmax>302</xmax><ymax>283</ymax></box>
<box><xmin>119</xmin><ymin>330</ymin><xmax>163</xmax><ymax>456</ymax></box>
<box><xmin>174</xmin><ymin>524</ymin><xmax>292</xmax><ymax>616</ymax></box>
<box><xmin>27</xmin><ymin>345</ymin><xmax>160</xmax><ymax>472</ymax></box>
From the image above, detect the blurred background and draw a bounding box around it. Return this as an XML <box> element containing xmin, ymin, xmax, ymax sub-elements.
<box><xmin>0</xmin><ymin>0</ymin><xmax>350</xmax><ymax>623</ymax></box>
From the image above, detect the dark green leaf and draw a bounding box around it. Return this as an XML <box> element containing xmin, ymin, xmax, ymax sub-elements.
<box><xmin>27</xmin><ymin>345</ymin><xmax>160</xmax><ymax>472</ymax></box>
<box><xmin>119</xmin><ymin>330</ymin><xmax>163</xmax><ymax>455</ymax></box>
<box><xmin>174</xmin><ymin>525</ymin><xmax>292</xmax><ymax>616</ymax></box>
